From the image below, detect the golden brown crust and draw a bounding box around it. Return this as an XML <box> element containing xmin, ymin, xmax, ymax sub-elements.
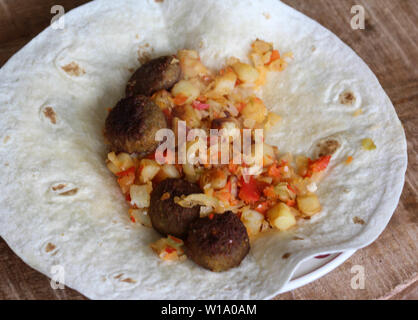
<box><xmin>104</xmin><ymin>95</ymin><xmax>167</xmax><ymax>155</ymax></box>
<box><xmin>126</xmin><ymin>55</ymin><xmax>181</xmax><ymax>97</ymax></box>
<box><xmin>185</xmin><ymin>211</ymin><xmax>250</xmax><ymax>272</ymax></box>
<box><xmin>149</xmin><ymin>178</ymin><xmax>202</xmax><ymax>239</ymax></box>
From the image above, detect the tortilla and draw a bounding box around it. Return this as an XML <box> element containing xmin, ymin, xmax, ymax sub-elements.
<box><xmin>0</xmin><ymin>0</ymin><xmax>407</xmax><ymax>299</ymax></box>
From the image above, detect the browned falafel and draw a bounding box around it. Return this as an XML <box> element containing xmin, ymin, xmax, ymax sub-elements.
<box><xmin>149</xmin><ymin>178</ymin><xmax>202</xmax><ymax>239</ymax></box>
<box><xmin>185</xmin><ymin>211</ymin><xmax>250</xmax><ymax>272</ymax></box>
<box><xmin>104</xmin><ymin>95</ymin><xmax>167</xmax><ymax>155</ymax></box>
<box><xmin>126</xmin><ymin>55</ymin><xmax>181</xmax><ymax>97</ymax></box>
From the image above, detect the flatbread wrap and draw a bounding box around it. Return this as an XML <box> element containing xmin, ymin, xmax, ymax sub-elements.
<box><xmin>0</xmin><ymin>0</ymin><xmax>407</xmax><ymax>299</ymax></box>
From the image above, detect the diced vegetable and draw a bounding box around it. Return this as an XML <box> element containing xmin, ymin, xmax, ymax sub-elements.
<box><xmin>251</xmin><ymin>39</ymin><xmax>273</xmax><ymax>54</ymax></box>
<box><xmin>150</xmin><ymin>237</ymin><xmax>185</xmax><ymax>261</ymax></box>
<box><xmin>263</xmin><ymin>143</ymin><xmax>276</xmax><ymax>166</ymax></box>
<box><xmin>212</xmin><ymin>68</ymin><xmax>237</xmax><ymax>95</ymax></box>
<box><xmin>175</xmin><ymin>193</ymin><xmax>224</xmax><ymax>213</ymax></box>
<box><xmin>171</xmin><ymin>80</ymin><xmax>200</xmax><ymax>104</ymax></box>
<box><xmin>130</xmin><ymin>184</ymin><xmax>152</xmax><ymax>208</ymax></box>
<box><xmin>361</xmin><ymin>138</ymin><xmax>376</xmax><ymax>150</ymax></box>
<box><xmin>129</xmin><ymin>208</ymin><xmax>152</xmax><ymax>227</ymax></box>
<box><xmin>241</xmin><ymin>96</ymin><xmax>267</xmax><ymax>124</ymax></box>
<box><xmin>296</xmin><ymin>193</ymin><xmax>321</xmax><ymax>216</ymax></box>
<box><xmin>155</xmin><ymin>164</ymin><xmax>181</xmax><ymax>182</ymax></box>
<box><xmin>241</xmin><ymin>209</ymin><xmax>264</xmax><ymax>236</ymax></box>
<box><xmin>231</xmin><ymin>62</ymin><xmax>259</xmax><ymax>83</ymax></box>
<box><xmin>267</xmin><ymin>203</ymin><xmax>296</xmax><ymax>231</ymax></box>
<box><xmin>139</xmin><ymin>159</ymin><xmax>160</xmax><ymax>183</ymax></box>
<box><xmin>238</xmin><ymin>177</ymin><xmax>260</xmax><ymax>204</ymax></box>
<box><xmin>178</xmin><ymin>49</ymin><xmax>209</xmax><ymax>79</ymax></box>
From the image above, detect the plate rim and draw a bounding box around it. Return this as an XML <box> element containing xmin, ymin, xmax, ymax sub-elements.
<box><xmin>278</xmin><ymin>249</ymin><xmax>357</xmax><ymax>294</ymax></box>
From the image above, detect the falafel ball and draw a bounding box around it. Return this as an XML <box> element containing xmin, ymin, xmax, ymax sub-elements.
<box><xmin>104</xmin><ymin>95</ymin><xmax>167</xmax><ymax>155</ymax></box>
<box><xmin>185</xmin><ymin>211</ymin><xmax>250</xmax><ymax>272</ymax></box>
<box><xmin>149</xmin><ymin>178</ymin><xmax>202</xmax><ymax>239</ymax></box>
<box><xmin>126</xmin><ymin>55</ymin><xmax>181</xmax><ymax>97</ymax></box>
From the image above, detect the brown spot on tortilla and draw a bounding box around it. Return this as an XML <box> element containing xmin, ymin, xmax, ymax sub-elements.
<box><xmin>282</xmin><ymin>253</ymin><xmax>291</xmax><ymax>259</ymax></box>
<box><xmin>293</xmin><ymin>236</ymin><xmax>304</xmax><ymax>241</ymax></box>
<box><xmin>135</xmin><ymin>34</ymin><xmax>139</xmax><ymax>39</ymax></box>
<box><xmin>339</xmin><ymin>91</ymin><xmax>356</xmax><ymax>105</ymax></box>
<box><xmin>155</xmin><ymin>0</ymin><xmax>164</xmax><ymax>2</ymax></box>
<box><xmin>52</xmin><ymin>184</ymin><xmax>66</xmax><ymax>191</ymax></box>
<box><xmin>62</xmin><ymin>62</ymin><xmax>85</xmax><ymax>76</ymax></box>
<box><xmin>311</xmin><ymin>46</ymin><xmax>316</xmax><ymax>52</ymax></box>
<box><xmin>59</xmin><ymin>188</ymin><xmax>78</xmax><ymax>196</ymax></box>
<box><xmin>45</xmin><ymin>243</ymin><xmax>56</xmax><ymax>253</ymax></box>
<box><xmin>121</xmin><ymin>278</ymin><xmax>137</xmax><ymax>283</ymax></box>
<box><xmin>317</xmin><ymin>139</ymin><xmax>340</xmax><ymax>157</ymax></box>
<box><xmin>353</xmin><ymin>217</ymin><xmax>365</xmax><ymax>225</ymax></box>
<box><xmin>114</xmin><ymin>273</ymin><xmax>123</xmax><ymax>279</ymax></box>
<box><xmin>4</xmin><ymin>163</ymin><xmax>9</xmax><ymax>166</ymax></box>
<box><xmin>3</xmin><ymin>136</ymin><xmax>10</xmax><ymax>144</ymax></box>
<box><xmin>51</xmin><ymin>183</ymin><xmax>78</xmax><ymax>196</ymax></box>
<box><xmin>161</xmin><ymin>192</ymin><xmax>170</xmax><ymax>200</ymax></box>
<box><xmin>43</xmin><ymin>106</ymin><xmax>57</xmax><ymax>124</ymax></box>
<box><xmin>128</xmin><ymin>68</ymin><xmax>135</xmax><ymax>73</ymax></box>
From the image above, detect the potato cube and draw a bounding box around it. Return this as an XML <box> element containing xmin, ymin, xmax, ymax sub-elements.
<box><xmin>267</xmin><ymin>203</ymin><xmax>296</xmax><ymax>231</ymax></box>
<box><xmin>130</xmin><ymin>184</ymin><xmax>152</xmax><ymax>208</ymax></box>
<box><xmin>232</xmin><ymin>62</ymin><xmax>259</xmax><ymax>83</ymax></box>
<box><xmin>172</xmin><ymin>80</ymin><xmax>200</xmax><ymax>104</ymax></box>
<box><xmin>213</xmin><ymin>69</ymin><xmax>237</xmax><ymax>95</ymax></box>
<box><xmin>296</xmin><ymin>193</ymin><xmax>321</xmax><ymax>216</ymax></box>
<box><xmin>139</xmin><ymin>159</ymin><xmax>160</xmax><ymax>183</ymax></box>
<box><xmin>241</xmin><ymin>97</ymin><xmax>267</xmax><ymax>124</ymax></box>
<box><xmin>241</xmin><ymin>209</ymin><xmax>264</xmax><ymax>236</ymax></box>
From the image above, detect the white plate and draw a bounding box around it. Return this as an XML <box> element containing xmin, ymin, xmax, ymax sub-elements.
<box><xmin>279</xmin><ymin>250</ymin><xmax>356</xmax><ymax>294</ymax></box>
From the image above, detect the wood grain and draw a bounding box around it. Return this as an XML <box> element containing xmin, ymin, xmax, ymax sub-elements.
<box><xmin>0</xmin><ymin>0</ymin><xmax>416</xmax><ymax>300</ymax></box>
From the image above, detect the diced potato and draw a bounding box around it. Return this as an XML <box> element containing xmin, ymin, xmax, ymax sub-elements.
<box><xmin>232</xmin><ymin>62</ymin><xmax>259</xmax><ymax>83</ymax></box>
<box><xmin>241</xmin><ymin>97</ymin><xmax>267</xmax><ymax>124</ymax></box>
<box><xmin>269</xmin><ymin>58</ymin><xmax>287</xmax><ymax>72</ymax></box>
<box><xmin>171</xmin><ymin>80</ymin><xmax>200</xmax><ymax>104</ymax></box>
<box><xmin>183</xmin><ymin>163</ymin><xmax>199</xmax><ymax>183</ymax></box>
<box><xmin>107</xmin><ymin>152</ymin><xmax>135</xmax><ymax>172</ymax></box>
<box><xmin>361</xmin><ymin>138</ymin><xmax>376</xmax><ymax>150</ymax></box>
<box><xmin>139</xmin><ymin>159</ymin><xmax>160</xmax><ymax>183</ymax></box>
<box><xmin>273</xmin><ymin>182</ymin><xmax>294</xmax><ymax>202</ymax></box>
<box><xmin>212</xmin><ymin>69</ymin><xmax>237</xmax><ymax>95</ymax></box>
<box><xmin>250</xmin><ymin>52</ymin><xmax>264</xmax><ymax>68</ymax></box>
<box><xmin>173</xmin><ymin>103</ymin><xmax>201</xmax><ymax>128</ymax></box>
<box><xmin>200</xmin><ymin>168</ymin><xmax>227</xmax><ymax>189</ymax></box>
<box><xmin>151</xmin><ymin>90</ymin><xmax>173</xmax><ymax>111</ymax></box>
<box><xmin>267</xmin><ymin>203</ymin><xmax>296</xmax><ymax>231</ymax></box>
<box><xmin>295</xmin><ymin>155</ymin><xmax>309</xmax><ymax>177</ymax></box>
<box><xmin>106</xmin><ymin>160</ymin><xmax>120</xmax><ymax>175</ymax></box>
<box><xmin>116</xmin><ymin>153</ymin><xmax>135</xmax><ymax>171</ymax></box>
<box><xmin>263</xmin><ymin>143</ymin><xmax>276</xmax><ymax>166</ymax></box>
<box><xmin>241</xmin><ymin>209</ymin><xmax>264</xmax><ymax>236</ymax></box>
<box><xmin>296</xmin><ymin>193</ymin><xmax>321</xmax><ymax>216</ymax></box>
<box><xmin>129</xmin><ymin>208</ymin><xmax>152</xmax><ymax>227</ymax></box>
<box><xmin>251</xmin><ymin>39</ymin><xmax>273</xmax><ymax>54</ymax></box>
<box><xmin>130</xmin><ymin>184</ymin><xmax>152</xmax><ymax>208</ymax></box>
<box><xmin>155</xmin><ymin>164</ymin><xmax>181</xmax><ymax>182</ymax></box>
<box><xmin>178</xmin><ymin>49</ymin><xmax>209</xmax><ymax>79</ymax></box>
<box><xmin>117</xmin><ymin>173</ymin><xmax>135</xmax><ymax>194</ymax></box>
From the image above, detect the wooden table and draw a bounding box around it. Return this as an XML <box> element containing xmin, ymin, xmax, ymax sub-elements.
<box><xmin>0</xmin><ymin>0</ymin><xmax>416</xmax><ymax>300</ymax></box>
